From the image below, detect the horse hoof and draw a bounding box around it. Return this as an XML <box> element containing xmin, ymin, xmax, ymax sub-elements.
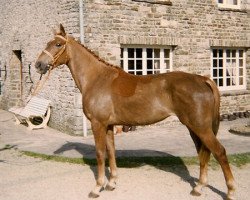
<box><xmin>190</xmin><ymin>189</ymin><xmax>201</xmax><ymax>196</ymax></box>
<box><xmin>105</xmin><ymin>183</ymin><xmax>116</xmax><ymax>191</ymax></box>
<box><xmin>88</xmin><ymin>191</ymin><xmax>100</xmax><ymax>198</ymax></box>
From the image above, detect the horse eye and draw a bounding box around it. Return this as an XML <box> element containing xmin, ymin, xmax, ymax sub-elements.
<box><xmin>56</xmin><ymin>43</ymin><xmax>61</xmax><ymax>47</ymax></box>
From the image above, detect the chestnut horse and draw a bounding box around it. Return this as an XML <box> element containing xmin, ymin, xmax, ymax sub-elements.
<box><xmin>35</xmin><ymin>25</ymin><xmax>235</xmax><ymax>200</ymax></box>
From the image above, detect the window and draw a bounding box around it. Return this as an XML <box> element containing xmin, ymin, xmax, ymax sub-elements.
<box><xmin>121</xmin><ymin>46</ymin><xmax>172</xmax><ymax>75</ymax></box>
<box><xmin>217</xmin><ymin>0</ymin><xmax>241</xmax><ymax>9</ymax></box>
<box><xmin>211</xmin><ymin>48</ymin><xmax>246</xmax><ymax>91</ymax></box>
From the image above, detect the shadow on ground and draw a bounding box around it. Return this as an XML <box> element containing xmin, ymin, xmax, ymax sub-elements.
<box><xmin>54</xmin><ymin>142</ymin><xmax>226</xmax><ymax>199</ymax></box>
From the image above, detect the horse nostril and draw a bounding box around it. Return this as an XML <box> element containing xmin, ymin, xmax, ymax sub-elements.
<box><xmin>35</xmin><ymin>61</ymin><xmax>41</xmax><ymax>69</ymax></box>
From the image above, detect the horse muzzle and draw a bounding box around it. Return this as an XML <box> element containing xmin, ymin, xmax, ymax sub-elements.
<box><xmin>35</xmin><ymin>61</ymin><xmax>51</xmax><ymax>74</ymax></box>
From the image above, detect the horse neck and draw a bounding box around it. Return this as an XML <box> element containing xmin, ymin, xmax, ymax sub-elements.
<box><xmin>66</xmin><ymin>39</ymin><xmax>110</xmax><ymax>93</ymax></box>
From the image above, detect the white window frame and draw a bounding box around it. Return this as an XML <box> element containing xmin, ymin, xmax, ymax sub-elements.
<box><xmin>121</xmin><ymin>45</ymin><xmax>173</xmax><ymax>75</ymax></box>
<box><xmin>211</xmin><ymin>48</ymin><xmax>246</xmax><ymax>91</ymax></box>
<box><xmin>217</xmin><ymin>0</ymin><xmax>241</xmax><ymax>9</ymax></box>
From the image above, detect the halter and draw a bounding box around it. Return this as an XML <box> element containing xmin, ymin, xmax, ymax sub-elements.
<box><xmin>42</xmin><ymin>35</ymin><xmax>68</xmax><ymax>67</ymax></box>
<box><xmin>30</xmin><ymin>35</ymin><xmax>68</xmax><ymax>97</ymax></box>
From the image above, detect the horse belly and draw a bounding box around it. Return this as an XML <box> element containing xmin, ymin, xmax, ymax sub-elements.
<box><xmin>113</xmin><ymin>95</ymin><xmax>174</xmax><ymax>125</ymax></box>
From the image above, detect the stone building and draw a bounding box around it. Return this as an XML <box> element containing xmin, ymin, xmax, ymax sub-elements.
<box><xmin>0</xmin><ymin>0</ymin><xmax>249</xmax><ymax>135</ymax></box>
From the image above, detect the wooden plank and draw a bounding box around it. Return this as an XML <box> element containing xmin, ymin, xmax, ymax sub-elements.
<box><xmin>19</xmin><ymin>97</ymin><xmax>51</xmax><ymax>118</ymax></box>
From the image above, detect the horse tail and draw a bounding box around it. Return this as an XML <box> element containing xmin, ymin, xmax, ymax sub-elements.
<box><xmin>205</xmin><ymin>78</ymin><xmax>220</xmax><ymax>136</ymax></box>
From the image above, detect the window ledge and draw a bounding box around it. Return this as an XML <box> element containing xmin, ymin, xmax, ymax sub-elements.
<box><xmin>220</xmin><ymin>89</ymin><xmax>250</xmax><ymax>97</ymax></box>
<box><xmin>132</xmin><ymin>0</ymin><xmax>172</xmax><ymax>6</ymax></box>
<box><xmin>218</xmin><ymin>6</ymin><xmax>247</xmax><ymax>13</ymax></box>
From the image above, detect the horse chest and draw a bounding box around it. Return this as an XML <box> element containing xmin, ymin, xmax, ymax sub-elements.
<box><xmin>82</xmin><ymin>91</ymin><xmax>114</xmax><ymax>121</ymax></box>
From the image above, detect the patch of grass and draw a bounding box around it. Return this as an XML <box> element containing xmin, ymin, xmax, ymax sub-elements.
<box><xmin>22</xmin><ymin>151</ymin><xmax>96</xmax><ymax>165</ymax></box>
<box><xmin>22</xmin><ymin>151</ymin><xmax>250</xmax><ymax>168</ymax></box>
<box><xmin>228</xmin><ymin>152</ymin><xmax>250</xmax><ymax>167</ymax></box>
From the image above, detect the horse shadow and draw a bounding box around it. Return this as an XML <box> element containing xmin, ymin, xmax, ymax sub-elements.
<box><xmin>54</xmin><ymin>141</ymin><xmax>226</xmax><ymax>199</ymax></box>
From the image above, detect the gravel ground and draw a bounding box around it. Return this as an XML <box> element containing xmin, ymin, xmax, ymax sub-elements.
<box><xmin>0</xmin><ymin>149</ymin><xmax>249</xmax><ymax>200</ymax></box>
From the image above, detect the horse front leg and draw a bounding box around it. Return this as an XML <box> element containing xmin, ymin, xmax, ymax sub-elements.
<box><xmin>105</xmin><ymin>125</ymin><xmax>118</xmax><ymax>191</ymax></box>
<box><xmin>89</xmin><ymin>120</ymin><xmax>107</xmax><ymax>198</ymax></box>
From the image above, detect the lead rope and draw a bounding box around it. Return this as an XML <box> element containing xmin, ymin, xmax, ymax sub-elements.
<box><xmin>26</xmin><ymin>66</ymin><xmax>53</xmax><ymax>103</ymax></box>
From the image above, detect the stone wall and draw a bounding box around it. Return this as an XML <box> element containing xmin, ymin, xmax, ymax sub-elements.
<box><xmin>0</xmin><ymin>0</ymin><xmax>84</xmax><ymax>135</ymax></box>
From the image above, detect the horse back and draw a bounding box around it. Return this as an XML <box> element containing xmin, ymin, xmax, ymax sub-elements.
<box><xmin>110</xmin><ymin>71</ymin><xmax>219</xmax><ymax>126</ymax></box>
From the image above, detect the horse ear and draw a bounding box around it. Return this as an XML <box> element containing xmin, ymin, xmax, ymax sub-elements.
<box><xmin>59</xmin><ymin>24</ymin><xmax>66</xmax><ymax>36</ymax></box>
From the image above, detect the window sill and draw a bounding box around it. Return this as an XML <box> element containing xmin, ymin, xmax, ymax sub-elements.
<box><xmin>132</xmin><ymin>0</ymin><xmax>172</xmax><ymax>6</ymax></box>
<box><xmin>220</xmin><ymin>89</ymin><xmax>250</xmax><ymax>97</ymax></box>
<box><xmin>218</xmin><ymin>6</ymin><xmax>247</xmax><ymax>13</ymax></box>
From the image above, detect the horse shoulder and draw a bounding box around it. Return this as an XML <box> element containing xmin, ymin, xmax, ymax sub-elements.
<box><xmin>111</xmin><ymin>71</ymin><xmax>139</xmax><ymax>97</ymax></box>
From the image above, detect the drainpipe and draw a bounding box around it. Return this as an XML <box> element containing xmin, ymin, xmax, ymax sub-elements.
<box><xmin>79</xmin><ymin>0</ymin><xmax>84</xmax><ymax>44</ymax></box>
<box><xmin>79</xmin><ymin>0</ymin><xmax>88</xmax><ymax>137</ymax></box>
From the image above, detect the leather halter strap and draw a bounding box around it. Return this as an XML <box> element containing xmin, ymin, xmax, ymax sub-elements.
<box><xmin>55</xmin><ymin>35</ymin><xmax>68</xmax><ymax>42</ymax></box>
<box><xmin>42</xmin><ymin>35</ymin><xmax>68</xmax><ymax>66</ymax></box>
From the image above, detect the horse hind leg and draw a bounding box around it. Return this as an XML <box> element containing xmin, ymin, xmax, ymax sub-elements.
<box><xmin>105</xmin><ymin>125</ymin><xmax>118</xmax><ymax>191</ymax></box>
<box><xmin>195</xmin><ymin>128</ymin><xmax>236</xmax><ymax>200</ymax></box>
<box><xmin>189</xmin><ymin>130</ymin><xmax>211</xmax><ymax>196</ymax></box>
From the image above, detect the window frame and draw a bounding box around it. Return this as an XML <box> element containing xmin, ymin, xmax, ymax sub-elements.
<box><xmin>211</xmin><ymin>48</ymin><xmax>246</xmax><ymax>91</ymax></box>
<box><xmin>217</xmin><ymin>0</ymin><xmax>241</xmax><ymax>9</ymax></box>
<box><xmin>121</xmin><ymin>45</ymin><xmax>173</xmax><ymax>75</ymax></box>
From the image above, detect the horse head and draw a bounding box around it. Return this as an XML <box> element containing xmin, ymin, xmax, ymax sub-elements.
<box><xmin>35</xmin><ymin>24</ymin><xmax>69</xmax><ymax>74</ymax></box>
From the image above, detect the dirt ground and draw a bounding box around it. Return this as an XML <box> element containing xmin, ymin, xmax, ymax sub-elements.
<box><xmin>0</xmin><ymin>149</ymin><xmax>249</xmax><ymax>200</ymax></box>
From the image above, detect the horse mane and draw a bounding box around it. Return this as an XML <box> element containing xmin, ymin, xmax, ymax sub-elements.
<box><xmin>73</xmin><ymin>37</ymin><xmax>123</xmax><ymax>72</ymax></box>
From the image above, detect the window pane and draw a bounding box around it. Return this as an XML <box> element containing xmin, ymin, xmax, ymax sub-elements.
<box><xmin>232</xmin><ymin>50</ymin><xmax>236</xmax><ymax>57</ymax></box>
<box><xmin>218</xmin><ymin>0</ymin><xmax>223</xmax><ymax>3</ymax></box>
<box><xmin>219</xmin><ymin>69</ymin><xmax>223</xmax><ymax>77</ymax></box>
<box><xmin>154</xmin><ymin>60</ymin><xmax>160</xmax><ymax>70</ymax></box>
<box><xmin>219</xmin><ymin>49</ymin><xmax>223</xmax><ymax>57</ymax></box>
<box><xmin>226</xmin><ymin>77</ymin><xmax>231</xmax><ymax>86</ymax></box>
<box><xmin>213</xmin><ymin>69</ymin><xmax>218</xmax><ymax>77</ymax></box>
<box><xmin>136</xmin><ymin>48</ymin><xmax>142</xmax><ymax>58</ymax></box>
<box><xmin>239</xmin><ymin>59</ymin><xmax>243</xmax><ymax>67</ymax></box>
<box><xmin>147</xmin><ymin>49</ymin><xmax>153</xmax><ymax>58</ymax></box>
<box><xmin>120</xmin><ymin>60</ymin><xmax>123</xmax><ymax>68</ymax></box>
<box><xmin>226</xmin><ymin>50</ymin><xmax>231</xmax><ymax>57</ymax></box>
<box><xmin>213</xmin><ymin>49</ymin><xmax>217</xmax><ymax>57</ymax></box>
<box><xmin>136</xmin><ymin>71</ymin><xmax>142</xmax><ymax>75</ymax></box>
<box><xmin>164</xmin><ymin>49</ymin><xmax>170</xmax><ymax>58</ymax></box>
<box><xmin>121</xmin><ymin>48</ymin><xmax>124</xmax><ymax>58</ymax></box>
<box><xmin>219</xmin><ymin>59</ymin><xmax>223</xmax><ymax>68</ymax></box>
<box><xmin>154</xmin><ymin>70</ymin><xmax>161</xmax><ymax>74</ymax></box>
<box><xmin>230</xmin><ymin>0</ymin><xmax>238</xmax><ymax>5</ymax></box>
<box><xmin>219</xmin><ymin>79</ymin><xmax>223</xmax><ymax>86</ymax></box>
<box><xmin>128</xmin><ymin>60</ymin><xmax>134</xmax><ymax>70</ymax></box>
<box><xmin>239</xmin><ymin>50</ymin><xmax>243</xmax><ymax>57</ymax></box>
<box><xmin>147</xmin><ymin>60</ymin><xmax>152</xmax><ymax>70</ymax></box>
<box><xmin>128</xmin><ymin>48</ymin><xmax>134</xmax><ymax>58</ymax></box>
<box><xmin>239</xmin><ymin>77</ymin><xmax>243</xmax><ymax>85</ymax></box>
<box><xmin>239</xmin><ymin>68</ymin><xmax>243</xmax><ymax>76</ymax></box>
<box><xmin>136</xmin><ymin>60</ymin><xmax>142</xmax><ymax>70</ymax></box>
<box><xmin>164</xmin><ymin>60</ymin><xmax>170</xmax><ymax>70</ymax></box>
<box><xmin>213</xmin><ymin>59</ymin><xmax>217</xmax><ymax>67</ymax></box>
<box><xmin>154</xmin><ymin>49</ymin><xmax>160</xmax><ymax>58</ymax></box>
